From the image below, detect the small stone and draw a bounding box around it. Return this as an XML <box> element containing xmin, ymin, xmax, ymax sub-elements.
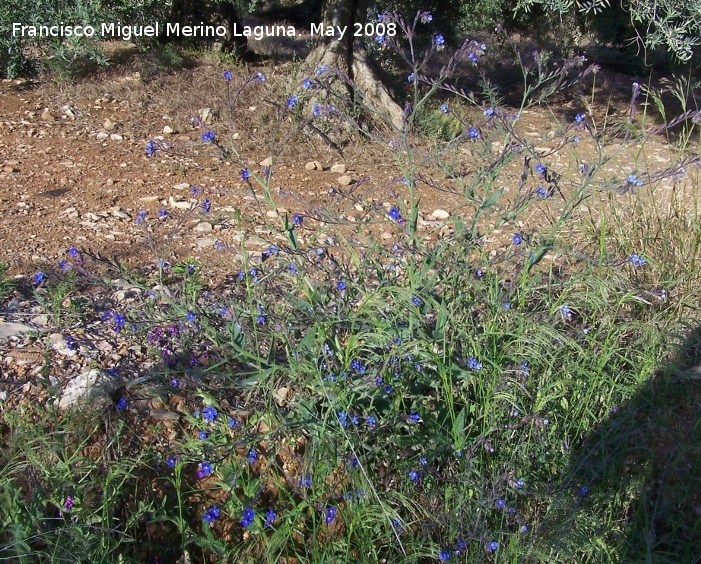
<box><xmin>110</xmin><ymin>133</ymin><xmax>123</xmax><ymax>141</ymax></box>
<box><xmin>432</xmin><ymin>209</ymin><xmax>450</xmax><ymax>220</ymax></box>
<box><xmin>173</xmin><ymin>182</ymin><xmax>190</xmax><ymax>190</ymax></box>
<box><xmin>273</xmin><ymin>387</ymin><xmax>290</xmax><ymax>407</ymax></box>
<box><xmin>305</xmin><ymin>161</ymin><xmax>316</xmax><ymax>170</ymax></box>
<box><xmin>111</xmin><ymin>207</ymin><xmax>130</xmax><ymax>219</ymax></box>
<box><xmin>169</xmin><ymin>196</ymin><xmax>192</xmax><ymax>210</ymax></box>
<box><xmin>194</xmin><ymin>222</ymin><xmax>213</xmax><ymax>232</ymax></box>
<box><xmin>259</xmin><ymin>157</ymin><xmax>273</xmax><ymax>167</ymax></box>
<box><xmin>96</xmin><ymin>132</ymin><xmax>108</xmax><ymax>141</ymax></box>
<box><xmin>330</xmin><ymin>163</ymin><xmax>345</xmax><ymax>173</ymax></box>
<box><xmin>58</xmin><ymin>368</ymin><xmax>122</xmax><ymax>410</ymax></box>
<box><xmin>0</xmin><ymin>322</ymin><xmax>33</xmax><ymax>340</ymax></box>
<box><xmin>199</xmin><ymin>108</ymin><xmax>212</xmax><ymax>123</ymax></box>
<box><xmin>41</xmin><ymin>108</ymin><xmax>55</xmax><ymax>121</ymax></box>
<box><xmin>195</xmin><ymin>238</ymin><xmax>214</xmax><ymax>248</ymax></box>
<box><xmin>103</xmin><ymin>118</ymin><xmax>116</xmax><ymax>131</ymax></box>
<box><xmin>163</xmin><ymin>125</ymin><xmax>173</xmax><ymax>135</ymax></box>
<box><xmin>138</xmin><ymin>195</ymin><xmax>159</xmax><ymax>202</ymax></box>
<box><xmin>354</xmin><ymin>204</ymin><xmax>364</xmax><ymax>212</ymax></box>
<box><xmin>337</xmin><ymin>175</ymin><xmax>352</xmax><ymax>186</ymax></box>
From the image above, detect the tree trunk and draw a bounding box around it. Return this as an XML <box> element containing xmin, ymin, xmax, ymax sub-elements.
<box><xmin>306</xmin><ymin>0</ymin><xmax>405</xmax><ymax>129</ymax></box>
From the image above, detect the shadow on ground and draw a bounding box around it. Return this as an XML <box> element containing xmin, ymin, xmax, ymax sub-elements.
<box><xmin>546</xmin><ymin>326</ymin><xmax>701</xmax><ymax>561</ymax></box>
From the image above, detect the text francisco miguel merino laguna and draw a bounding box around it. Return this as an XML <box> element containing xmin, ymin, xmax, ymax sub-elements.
<box><xmin>11</xmin><ymin>21</ymin><xmax>361</xmax><ymax>42</ymax></box>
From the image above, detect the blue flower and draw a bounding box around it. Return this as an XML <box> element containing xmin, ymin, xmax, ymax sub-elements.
<box><xmin>484</xmin><ymin>107</ymin><xmax>494</xmax><ymax>116</ymax></box>
<box><xmin>439</xmin><ymin>103</ymin><xmax>449</xmax><ymax>113</ymax></box>
<box><xmin>223</xmin><ymin>70</ymin><xmax>232</xmax><ymax>81</ymax></box>
<box><xmin>241</xmin><ymin>508</ymin><xmax>255</xmax><ymax>528</ymax></box>
<box><xmin>198</xmin><ymin>431</ymin><xmax>208</xmax><ymax>440</ymax></box>
<box><xmin>467</xmin><ymin>127</ymin><xmax>480</xmax><ymax>139</ymax></box>
<box><xmin>512</xmin><ymin>233</ymin><xmax>522</xmax><ymax>245</ymax></box>
<box><xmin>33</xmin><ymin>271</ymin><xmax>45</xmax><ymax>285</ymax></box>
<box><xmin>468</xmin><ymin>52</ymin><xmax>479</xmax><ymax>63</ymax></box>
<box><xmin>113</xmin><ymin>313</ymin><xmax>126</xmax><ymax>332</ymax></box>
<box><xmin>201</xmin><ymin>198</ymin><xmax>211</xmax><ymax>212</ymax></box>
<box><xmin>627</xmin><ymin>174</ymin><xmax>643</xmax><ymax>186</ymax></box>
<box><xmin>366</xmin><ymin>416</ymin><xmax>376</xmax><ymax>428</ymax></box>
<box><xmin>408</xmin><ymin>470</ymin><xmax>419</xmax><ymax>482</ymax></box>
<box><xmin>197</xmin><ymin>461</ymin><xmax>213</xmax><ymax>478</ymax></box>
<box><xmin>228</xmin><ymin>416</ymin><xmax>238</xmax><ymax>428</ymax></box>
<box><xmin>146</xmin><ymin>139</ymin><xmax>156</xmax><ymax>157</ymax></box>
<box><xmin>256</xmin><ymin>72</ymin><xmax>265</xmax><ymax>82</ymax></box>
<box><xmin>388</xmin><ymin>207</ymin><xmax>402</xmax><ymax>221</ymax></box>
<box><xmin>351</xmin><ymin>415</ymin><xmax>359</xmax><ymax>425</ymax></box>
<box><xmin>385</xmin><ymin>385</ymin><xmax>392</xmax><ymax>395</ymax></box>
<box><xmin>287</xmin><ymin>95</ymin><xmax>298</xmax><ymax>108</ymax></box>
<box><xmin>315</xmin><ymin>65</ymin><xmax>329</xmax><ymax>76</ymax></box>
<box><xmin>338</xmin><ymin>411</ymin><xmax>349</xmax><ymax>427</ymax></box>
<box><xmin>410</xmin><ymin>412</ymin><xmax>421</xmax><ymax>422</ymax></box>
<box><xmin>575</xmin><ymin>112</ymin><xmax>585</xmax><ymax>123</ymax></box>
<box><xmin>302</xmin><ymin>78</ymin><xmax>312</xmax><ymax>89</ymax></box>
<box><xmin>467</xmin><ymin>357</ymin><xmax>482</xmax><ymax>370</ymax></box>
<box><xmin>412</xmin><ymin>296</ymin><xmax>421</xmax><ymax>306</ymax></box>
<box><xmin>408</xmin><ymin>73</ymin><xmax>415</xmax><ymax>82</ymax></box>
<box><xmin>257</xmin><ymin>315</ymin><xmax>266</xmax><ymax>324</ymax></box>
<box><xmin>520</xmin><ymin>525</ymin><xmax>528</xmax><ymax>533</ymax></box>
<box><xmin>203</xmin><ymin>506</ymin><xmax>221</xmax><ymax>523</ymax></box>
<box><xmin>516</xmin><ymin>478</ymin><xmax>524</xmax><ymax>489</ymax></box>
<box><xmin>201</xmin><ymin>131</ymin><xmax>215</xmax><ymax>142</ymax></box>
<box><xmin>116</xmin><ymin>397</ymin><xmax>128</xmax><ymax>411</ymax></box>
<box><xmin>203</xmin><ymin>406</ymin><xmax>217</xmax><ymax>422</ymax></box>
<box><xmin>535</xmin><ymin>163</ymin><xmax>546</xmax><ymax>175</ymax></box>
<box><xmin>337</xmin><ymin>280</ymin><xmax>346</xmax><ymax>291</ymax></box>
<box><xmin>325</xmin><ymin>506</ymin><xmax>337</xmax><ymax>524</ymax></box>
<box><xmin>434</xmin><ymin>34</ymin><xmax>445</xmax><ymax>46</ymax></box>
<box><xmin>536</xmin><ymin>185</ymin><xmax>551</xmax><ymax>197</ymax></box>
<box><xmin>560</xmin><ymin>304</ymin><xmax>572</xmax><ymax>320</ymax></box>
<box><xmin>438</xmin><ymin>551</ymin><xmax>451</xmax><ymax>561</ymax></box>
<box><xmin>580</xmin><ymin>486</ymin><xmax>589</xmax><ymax>496</ymax></box>
<box><xmin>265</xmin><ymin>509</ymin><xmax>277</xmax><ymax>526</ymax></box>
<box><xmin>419</xmin><ymin>456</ymin><xmax>427</xmax><ymax>465</ymax></box>
<box><xmin>488</xmin><ymin>540</ymin><xmax>499</xmax><ymax>552</ymax></box>
<box><xmin>421</xmin><ymin>12</ymin><xmax>433</xmax><ymax>23</ymax></box>
<box><xmin>248</xmin><ymin>449</ymin><xmax>258</xmax><ymax>464</ymax></box>
<box><xmin>299</xmin><ymin>475</ymin><xmax>312</xmax><ymax>487</ymax></box>
<box><xmin>240</xmin><ymin>168</ymin><xmax>250</xmax><ymax>181</ymax></box>
<box><xmin>375</xmin><ymin>34</ymin><xmax>385</xmax><ymax>44</ymax></box>
<box><xmin>186</xmin><ymin>312</ymin><xmax>196</xmax><ymax>322</ymax></box>
<box><xmin>630</xmin><ymin>253</ymin><xmax>646</xmax><ymax>267</ymax></box>
<box><xmin>496</xmin><ymin>499</ymin><xmax>506</xmax><ymax>508</ymax></box>
<box><xmin>166</xmin><ymin>457</ymin><xmax>176</xmax><ymax>468</ymax></box>
<box><xmin>136</xmin><ymin>210</ymin><xmax>148</xmax><ymax>225</ymax></box>
<box><xmin>171</xmin><ymin>377</ymin><xmax>179</xmax><ymax>388</ymax></box>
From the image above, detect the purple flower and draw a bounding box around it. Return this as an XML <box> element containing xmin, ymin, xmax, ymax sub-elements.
<box><xmin>408</xmin><ymin>73</ymin><xmax>415</xmax><ymax>82</ymax></box>
<box><xmin>116</xmin><ymin>397</ymin><xmax>128</xmax><ymax>411</ymax></box>
<box><xmin>166</xmin><ymin>457</ymin><xmax>176</xmax><ymax>468</ymax></box>
<box><xmin>388</xmin><ymin>207</ymin><xmax>403</xmax><ymax>222</ymax></box>
<box><xmin>203</xmin><ymin>506</ymin><xmax>221</xmax><ymax>523</ymax></box>
<box><xmin>265</xmin><ymin>509</ymin><xmax>277</xmax><ymax>526</ymax></box>
<box><xmin>292</xmin><ymin>214</ymin><xmax>303</xmax><ymax>225</ymax></box>
<box><xmin>64</xmin><ymin>496</ymin><xmax>74</xmax><ymax>510</ymax></box>
<box><xmin>257</xmin><ymin>314</ymin><xmax>266</xmax><ymax>324</ymax></box>
<box><xmin>113</xmin><ymin>313</ymin><xmax>126</xmax><ymax>332</ymax></box>
<box><xmin>325</xmin><ymin>506</ymin><xmax>337</xmax><ymax>524</ymax></box>
<box><xmin>186</xmin><ymin>311</ymin><xmax>196</xmax><ymax>322</ymax></box>
<box><xmin>240</xmin><ymin>168</ymin><xmax>250</xmax><ymax>181</ymax></box>
<box><xmin>33</xmin><ymin>271</ymin><xmax>45</xmax><ymax>285</ymax></box>
<box><xmin>201</xmin><ymin>131</ymin><xmax>215</xmax><ymax>143</ymax></box>
<box><xmin>241</xmin><ymin>508</ymin><xmax>255</xmax><ymax>528</ymax></box>
<box><xmin>203</xmin><ymin>406</ymin><xmax>217</xmax><ymax>422</ymax></box>
<box><xmin>201</xmin><ymin>198</ymin><xmax>211</xmax><ymax>213</ymax></box>
<box><xmin>197</xmin><ymin>461</ymin><xmax>213</xmax><ymax>479</ymax></box>
<box><xmin>146</xmin><ymin>139</ymin><xmax>156</xmax><ymax>157</ymax></box>
<box><xmin>247</xmin><ymin>449</ymin><xmax>258</xmax><ymax>464</ymax></box>
<box><xmin>135</xmin><ymin>209</ymin><xmax>147</xmax><ymax>225</ymax></box>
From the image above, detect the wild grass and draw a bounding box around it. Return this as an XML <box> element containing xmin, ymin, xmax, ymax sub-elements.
<box><xmin>1</xmin><ymin>10</ymin><xmax>700</xmax><ymax>564</ymax></box>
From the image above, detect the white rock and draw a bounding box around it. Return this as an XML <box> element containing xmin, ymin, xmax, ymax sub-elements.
<box><xmin>59</xmin><ymin>368</ymin><xmax>121</xmax><ymax>410</ymax></box>
<box><xmin>173</xmin><ymin>182</ymin><xmax>190</xmax><ymax>190</ymax></box>
<box><xmin>162</xmin><ymin>125</ymin><xmax>173</xmax><ymax>135</ymax></box>
<box><xmin>305</xmin><ymin>161</ymin><xmax>316</xmax><ymax>170</ymax></box>
<box><xmin>194</xmin><ymin>222</ymin><xmax>213</xmax><ymax>232</ymax></box>
<box><xmin>330</xmin><ymin>163</ymin><xmax>346</xmax><ymax>173</ymax></box>
<box><xmin>432</xmin><ymin>209</ymin><xmax>450</xmax><ymax>220</ymax></box>
<box><xmin>169</xmin><ymin>196</ymin><xmax>193</xmax><ymax>210</ymax></box>
<box><xmin>259</xmin><ymin>157</ymin><xmax>273</xmax><ymax>167</ymax></box>
<box><xmin>111</xmin><ymin>208</ymin><xmax>130</xmax><ymax>219</ymax></box>
<box><xmin>103</xmin><ymin>118</ymin><xmax>116</xmax><ymax>131</ymax></box>
<box><xmin>96</xmin><ymin>132</ymin><xmax>109</xmax><ymax>141</ymax></box>
<box><xmin>337</xmin><ymin>175</ymin><xmax>352</xmax><ymax>186</ymax></box>
<box><xmin>138</xmin><ymin>195</ymin><xmax>159</xmax><ymax>202</ymax></box>
<box><xmin>110</xmin><ymin>133</ymin><xmax>123</xmax><ymax>141</ymax></box>
<box><xmin>0</xmin><ymin>322</ymin><xmax>33</xmax><ymax>340</ymax></box>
